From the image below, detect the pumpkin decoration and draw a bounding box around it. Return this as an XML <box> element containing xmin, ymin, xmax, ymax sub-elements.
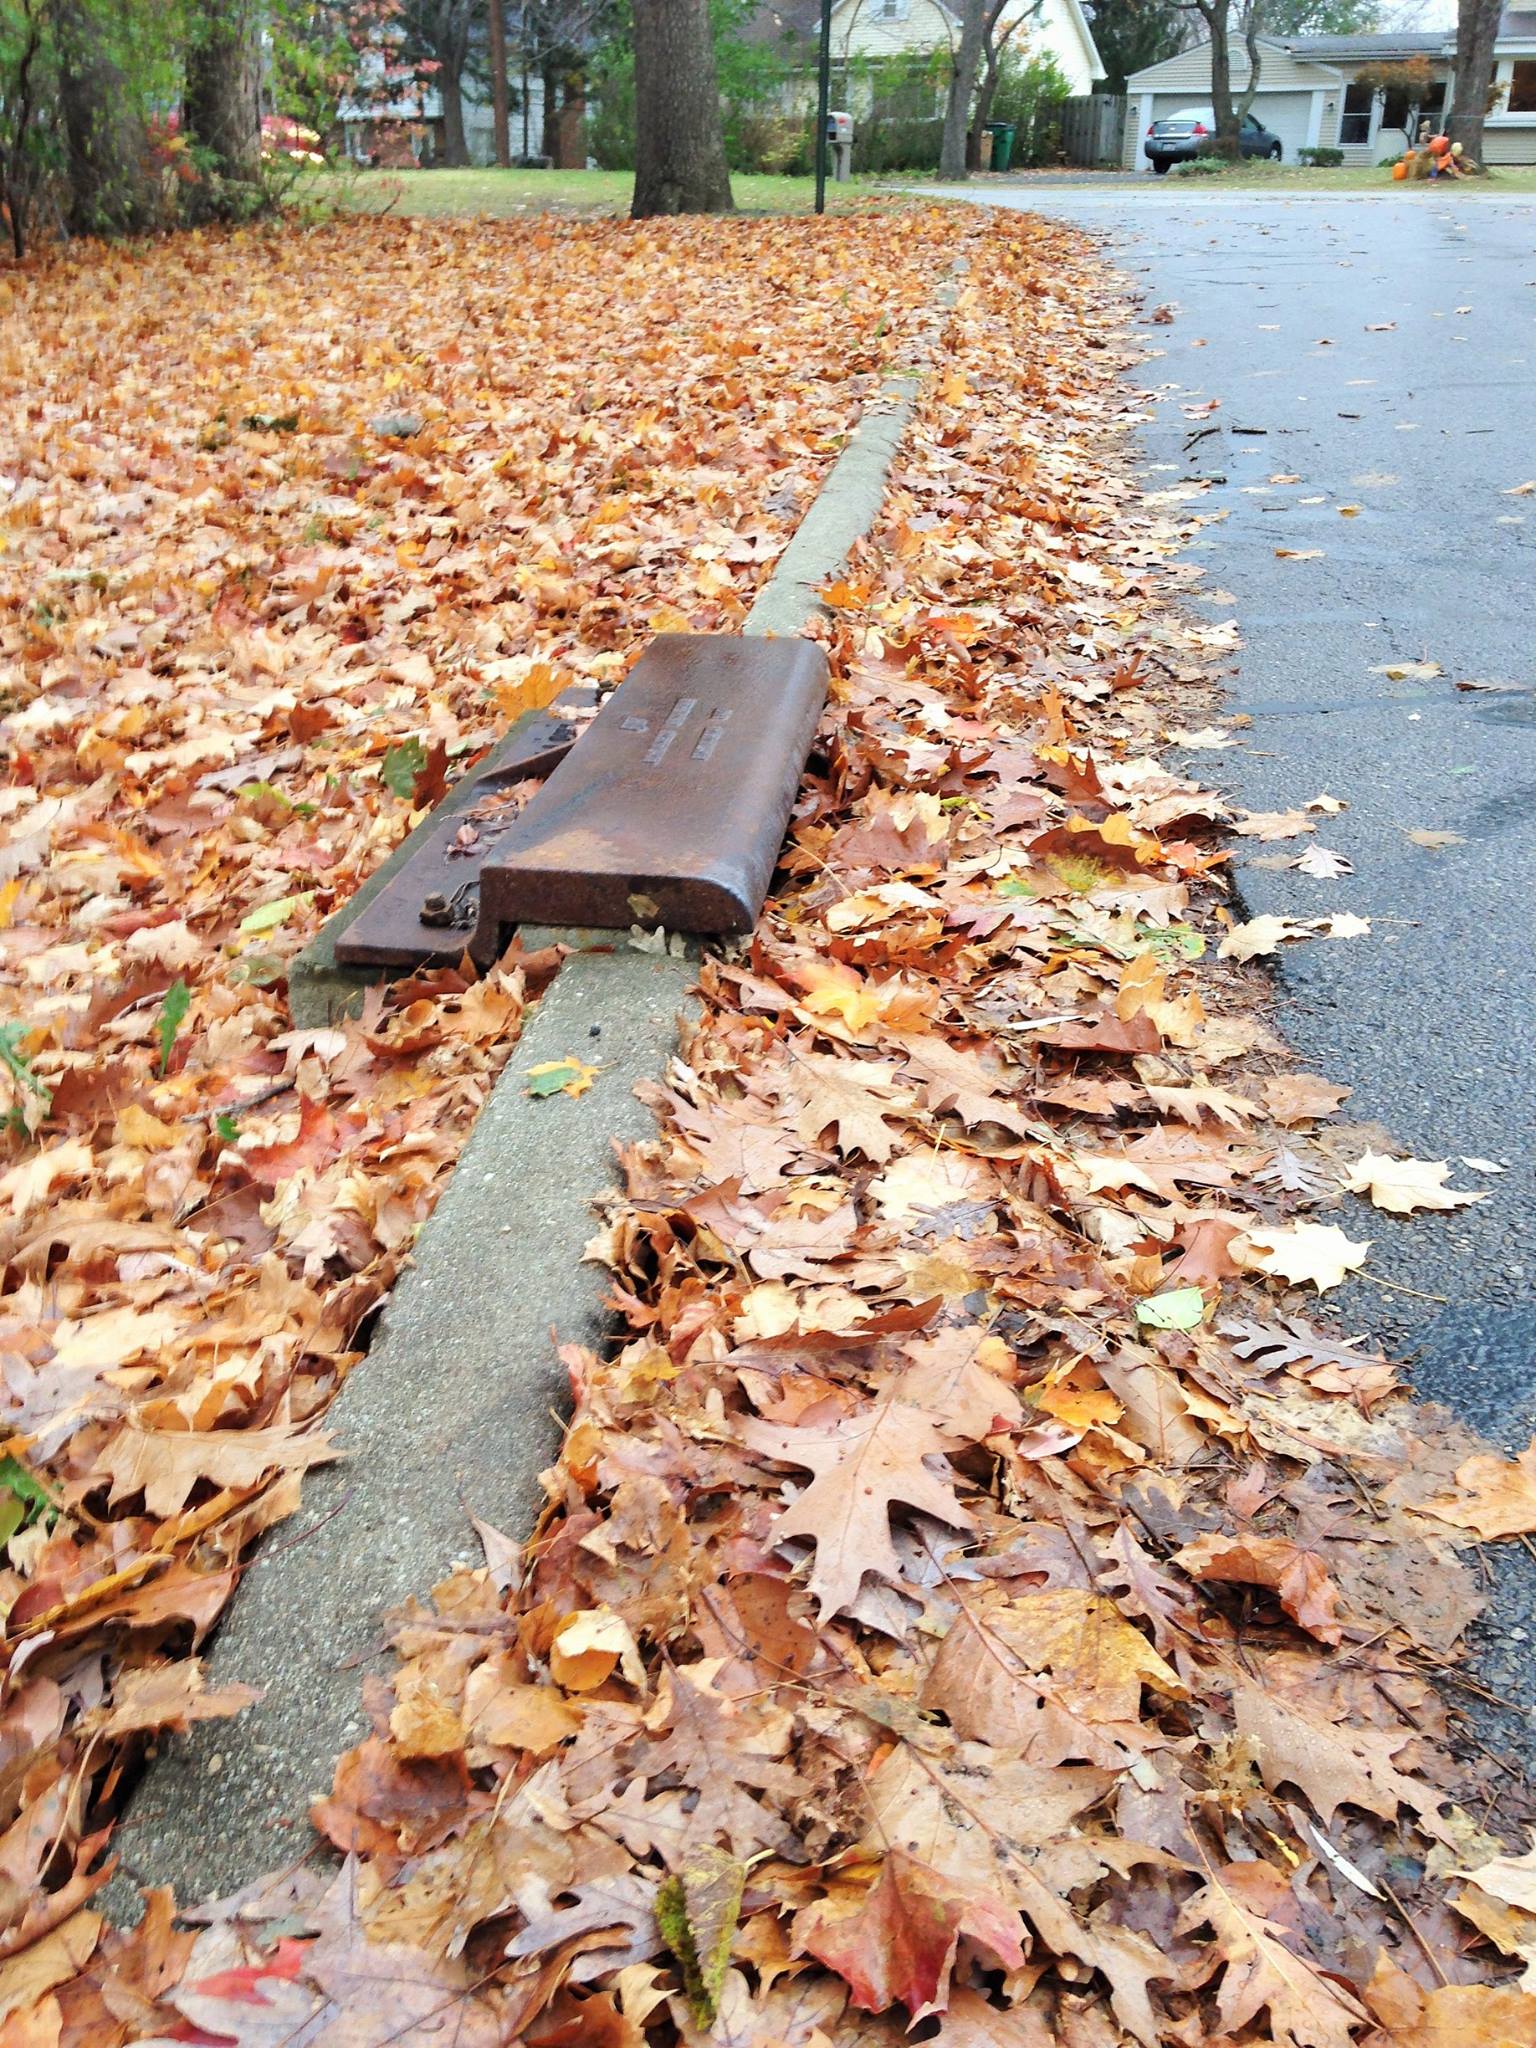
<box><xmin>1429</xmin><ymin>132</ymin><xmax>1451</xmax><ymax>156</ymax></box>
<box><xmin>1451</xmin><ymin>140</ymin><xmax>1464</xmax><ymax>156</ymax></box>
<box><xmin>1392</xmin><ymin>160</ymin><xmax>1408</xmax><ymax>179</ymax></box>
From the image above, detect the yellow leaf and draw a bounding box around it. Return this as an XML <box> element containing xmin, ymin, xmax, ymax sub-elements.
<box><xmin>113</xmin><ymin>1102</ymin><xmax>184</xmax><ymax>1151</ymax></box>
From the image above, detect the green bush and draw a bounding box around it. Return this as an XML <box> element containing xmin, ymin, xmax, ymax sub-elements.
<box><xmin>1170</xmin><ymin>154</ymin><xmax>1229</xmax><ymax>176</ymax></box>
<box><xmin>1299</xmin><ymin>144</ymin><xmax>1345</xmax><ymax>166</ymax></box>
<box><xmin>985</xmin><ymin>46</ymin><xmax>1071</xmax><ymax>167</ymax></box>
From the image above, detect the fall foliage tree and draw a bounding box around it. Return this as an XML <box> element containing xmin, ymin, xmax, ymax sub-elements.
<box><xmin>631</xmin><ymin>0</ymin><xmax>733</xmax><ymax>215</ymax></box>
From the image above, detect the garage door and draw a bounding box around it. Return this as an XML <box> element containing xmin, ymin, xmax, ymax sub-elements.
<box><xmin>1250</xmin><ymin>91</ymin><xmax>1315</xmax><ymax>160</ymax></box>
<box><xmin>1140</xmin><ymin>88</ymin><xmax>1314</xmax><ymax>164</ymax></box>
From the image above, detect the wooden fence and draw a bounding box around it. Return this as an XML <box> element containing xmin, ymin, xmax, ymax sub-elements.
<box><xmin>1058</xmin><ymin>95</ymin><xmax>1128</xmax><ymax>168</ymax></box>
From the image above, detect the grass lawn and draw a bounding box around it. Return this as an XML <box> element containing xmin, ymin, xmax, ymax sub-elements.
<box><xmin>331</xmin><ymin>166</ymin><xmax>896</xmax><ymax>218</ymax></box>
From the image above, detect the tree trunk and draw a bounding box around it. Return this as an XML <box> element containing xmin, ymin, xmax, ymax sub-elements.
<box><xmin>542</xmin><ymin>56</ymin><xmax>561</xmax><ymax>159</ymax></box>
<box><xmin>440</xmin><ymin>62</ymin><xmax>470</xmax><ymax>164</ymax></box>
<box><xmin>3</xmin><ymin>0</ymin><xmax>45</xmax><ymax>256</ymax></box>
<box><xmin>631</xmin><ymin>0</ymin><xmax>733</xmax><ymax>217</ymax></box>
<box><xmin>184</xmin><ymin>0</ymin><xmax>262</xmax><ymax>185</ymax></box>
<box><xmin>1203</xmin><ymin>0</ymin><xmax>1240</xmax><ymax>156</ymax></box>
<box><xmin>969</xmin><ymin>46</ymin><xmax>1000</xmax><ymax>166</ymax></box>
<box><xmin>939</xmin><ymin>0</ymin><xmax>989</xmax><ymax>180</ymax></box>
<box><xmin>53</xmin><ymin>0</ymin><xmax>153</xmax><ymax>234</ymax></box>
<box><xmin>1235</xmin><ymin>14</ymin><xmax>1263</xmax><ymax>122</ymax></box>
<box><xmin>488</xmin><ymin>0</ymin><xmax>511</xmax><ymax>166</ymax></box>
<box><xmin>1447</xmin><ymin>0</ymin><xmax>1501</xmax><ymax>159</ymax></box>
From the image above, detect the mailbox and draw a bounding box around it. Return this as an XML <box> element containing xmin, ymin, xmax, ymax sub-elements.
<box><xmin>826</xmin><ymin>108</ymin><xmax>854</xmax><ymax>181</ymax></box>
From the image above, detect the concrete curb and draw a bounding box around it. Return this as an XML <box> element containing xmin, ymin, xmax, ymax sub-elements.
<box><xmin>111</xmin><ymin>268</ymin><xmax>959</xmax><ymax>1914</ymax></box>
<box><xmin>109</xmin><ymin>934</ymin><xmax>696</xmax><ymax>1908</ymax></box>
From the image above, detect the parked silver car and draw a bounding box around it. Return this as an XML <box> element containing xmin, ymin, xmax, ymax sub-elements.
<box><xmin>1143</xmin><ymin>106</ymin><xmax>1285</xmax><ymax>172</ymax></box>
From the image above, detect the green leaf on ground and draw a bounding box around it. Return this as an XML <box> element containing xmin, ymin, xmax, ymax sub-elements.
<box><xmin>156</xmin><ymin>980</ymin><xmax>192</xmax><ymax>1075</ymax></box>
<box><xmin>525</xmin><ymin>1057</ymin><xmax>601</xmax><ymax>1100</ymax></box>
<box><xmin>1136</xmin><ymin>1287</ymin><xmax>1208</xmax><ymax>1331</ymax></box>
<box><xmin>238</xmin><ymin>893</ymin><xmax>314</xmax><ymax>937</ymax></box>
<box><xmin>383</xmin><ymin>738</ymin><xmax>427</xmax><ymax>798</ymax></box>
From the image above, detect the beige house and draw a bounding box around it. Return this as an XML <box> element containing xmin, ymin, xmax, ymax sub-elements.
<box><xmin>1123</xmin><ymin>13</ymin><xmax>1536</xmax><ymax>170</ymax></box>
<box><xmin>749</xmin><ymin>0</ymin><xmax>1106</xmax><ymax>104</ymax></box>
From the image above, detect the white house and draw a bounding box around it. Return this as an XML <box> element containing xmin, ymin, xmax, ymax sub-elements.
<box><xmin>1123</xmin><ymin>11</ymin><xmax>1536</xmax><ymax>170</ymax></box>
<box><xmin>750</xmin><ymin>0</ymin><xmax>1105</xmax><ymax>105</ymax></box>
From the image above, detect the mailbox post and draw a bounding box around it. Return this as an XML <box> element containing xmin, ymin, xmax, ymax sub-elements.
<box><xmin>827</xmin><ymin>109</ymin><xmax>853</xmax><ymax>181</ymax></box>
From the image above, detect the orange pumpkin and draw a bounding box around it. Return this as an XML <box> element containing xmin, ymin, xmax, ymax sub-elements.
<box><xmin>1429</xmin><ymin>132</ymin><xmax>1451</xmax><ymax>155</ymax></box>
<box><xmin>1392</xmin><ymin>161</ymin><xmax>1408</xmax><ymax>179</ymax></box>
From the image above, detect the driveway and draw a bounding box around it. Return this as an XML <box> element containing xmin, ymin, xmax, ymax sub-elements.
<box><xmin>952</xmin><ymin>184</ymin><xmax>1536</xmax><ymax>1756</ymax></box>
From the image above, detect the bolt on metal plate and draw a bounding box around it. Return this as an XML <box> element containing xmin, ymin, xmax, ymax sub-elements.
<box><xmin>333</xmin><ymin>697</ymin><xmax>592</xmax><ymax>970</ymax></box>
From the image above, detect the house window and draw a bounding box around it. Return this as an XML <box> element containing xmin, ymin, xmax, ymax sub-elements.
<box><xmin>874</xmin><ymin>0</ymin><xmax>910</xmax><ymax>18</ymax></box>
<box><xmin>1509</xmin><ymin>60</ymin><xmax>1536</xmax><ymax>113</ymax></box>
<box><xmin>1339</xmin><ymin>80</ymin><xmax>1375</xmax><ymax>144</ymax></box>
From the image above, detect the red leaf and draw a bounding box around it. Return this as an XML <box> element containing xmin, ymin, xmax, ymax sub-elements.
<box><xmin>241</xmin><ymin>1097</ymin><xmax>347</xmax><ymax>1188</ymax></box>
<box><xmin>798</xmin><ymin>1849</ymin><xmax>1024</xmax><ymax>2022</ymax></box>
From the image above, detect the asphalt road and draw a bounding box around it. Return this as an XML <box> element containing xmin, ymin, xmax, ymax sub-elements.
<box><xmin>957</xmin><ymin>184</ymin><xmax>1536</xmax><ymax>1756</ymax></box>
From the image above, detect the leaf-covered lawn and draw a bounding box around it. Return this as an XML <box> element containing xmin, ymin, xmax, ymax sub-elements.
<box><xmin>3</xmin><ymin>206</ymin><xmax>1534</xmax><ymax>2041</ymax></box>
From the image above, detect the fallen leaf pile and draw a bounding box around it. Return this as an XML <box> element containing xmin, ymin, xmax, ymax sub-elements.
<box><xmin>4</xmin><ymin>210</ymin><xmax>1535</xmax><ymax>2042</ymax></box>
<box><xmin>0</xmin><ymin>207</ymin><xmax>969</xmax><ymax>2008</ymax></box>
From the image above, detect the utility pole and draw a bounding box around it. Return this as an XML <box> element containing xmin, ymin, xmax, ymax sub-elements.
<box><xmin>814</xmin><ymin>0</ymin><xmax>832</xmax><ymax>213</ymax></box>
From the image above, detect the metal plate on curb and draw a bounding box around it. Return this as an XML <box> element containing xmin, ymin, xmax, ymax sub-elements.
<box><xmin>335</xmin><ymin>637</ymin><xmax>827</xmax><ymax>968</ymax></box>
<box><xmin>334</xmin><ymin>696</ymin><xmax>593</xmax><ymax>969</ymax></box>
<box><xmin>473</xmin><ymin>634</ymin><xmax>827</xmax><ymax>946</ymax></box>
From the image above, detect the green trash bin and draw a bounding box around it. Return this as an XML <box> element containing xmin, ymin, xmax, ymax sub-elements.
<box><xmin>986</xmin><ymin>120</ymin><xmax>1016</xmax><ymax>172</ymax></box>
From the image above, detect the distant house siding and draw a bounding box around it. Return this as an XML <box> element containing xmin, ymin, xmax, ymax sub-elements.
<box><xmin>1485</xmin><ymin>122</ymin><xmax>1536</xmax><ymax>160</ymax></box>
<box><xmin>830</xmin><ymin>0</ymin><xmax>1100</xmax><ymax>99</ymax></box>
<box><xmin>835</xmin><ymin>0</ymin><xmax>957</xmax><ymax>63</ymax></box>
<box><xmin>1124</xmin><ymin>40</ymin><xmax>1332</xmax><ymax>94</ymax></box>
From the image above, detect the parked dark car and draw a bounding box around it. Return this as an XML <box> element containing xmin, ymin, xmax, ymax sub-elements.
<box><xmin>1143</xmin><ymin>106</ymin><xmax>1284</xmax><ymax>171</ymax></box>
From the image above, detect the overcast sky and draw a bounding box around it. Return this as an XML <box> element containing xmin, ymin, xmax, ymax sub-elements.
<box><xmin>1388</xmin><ymin>0</ymin><xmax>1457</xmax><ymax>27</ymax></box>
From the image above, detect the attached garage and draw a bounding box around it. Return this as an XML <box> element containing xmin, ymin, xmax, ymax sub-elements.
<box><xmin>1123</xmin><ymin>39</ymin><xmax>1339</xmax><ymax>170</ymax></box>
<box><xmin>1131</xmin><ymin>85</ymin><xmax>1319</xmax><ymax>167</ymax></box>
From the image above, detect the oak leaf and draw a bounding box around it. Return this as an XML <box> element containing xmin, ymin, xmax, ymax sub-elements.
<box><xmin>1237</xmin><ymin>1222</ymin><xmax>1370</xmax><ymax>1292</ymax></box>
<box><xmin>1218</xmin><ymin>915</ymin><xmax>1310</xmax><ymax>961</ymax></box>
<box><xmin>1230</xmin><ymin>1674</ymin><xmax>1451</xmax><ymax>1838</ymax></box>
<box><xmin>1177</xmin><ymin>1861</ymin><xmax>1367</xmax><ymax>2048</ymax></box>
<box><xmin>742</xmin><ymin>1402</ymin><xmax>975</xmax><ymax>1619</ymax></box>
<box><xmin>98</xmin><ymin>1418</ymin><xmax>336</xmax><ymax>1518</ymax></box>
<box><xmin>789</xmin><ymin>1053</ymin><xmax>909</xmax><ymax>1164</ymax></box>
<box><xmin>860</xmin><ymin>1742</ymin><xmax>1115</xmax><ymax>1875</ymax></box>
<box><xmin>1174</xmin><ymin>1534</ymin><xmax>1342</xmax><ymax>1643</ymax></box>
<box><xmin>1260</xmin><ymin>1074</ymin><xmax>1351</xmax><ymax>1126</ymax></box>
<box><xmin>632</xmin><ymin>1662</ymin><xmax>800</xmax><ymax>1859</ymax></box>
<box><xmin>921</xmin><ymin>1589</ymin><xmax>1182</xmax><ymax>1761</ymax></box>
